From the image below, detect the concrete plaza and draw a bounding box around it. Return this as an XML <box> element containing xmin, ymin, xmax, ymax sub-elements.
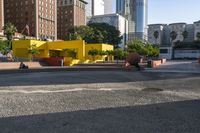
<box><xmin>0</xmin><ymin>64</ymin><xmax>200</xmax><ymax>132</ymax></box>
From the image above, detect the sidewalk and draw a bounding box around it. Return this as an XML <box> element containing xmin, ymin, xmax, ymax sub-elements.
<box><xmin>144</xmin><ymin>60</ymin><xmax>200</xmax><ymax>74</ymax></box>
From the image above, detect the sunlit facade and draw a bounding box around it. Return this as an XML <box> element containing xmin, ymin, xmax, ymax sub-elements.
<box><xmin>116</xmin><ymin>0</ymin><xmax>148</xmax><ymax>40</ymax></box>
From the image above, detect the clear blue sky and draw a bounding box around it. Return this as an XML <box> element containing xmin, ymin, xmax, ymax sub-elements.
<box><xmin>148</xmin><ymin>0</ymin><xmax>200</xmax><ymax>24</ymax></box>
<box><xmin>112</xmin><ymin>0</ymin><xmax>200</xmax><ymax>24</ymax></box>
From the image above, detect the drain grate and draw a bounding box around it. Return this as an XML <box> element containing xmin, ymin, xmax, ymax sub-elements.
<box><xmin>142</xmin><ymin>87</ymin><xmax>163</xmax><ymax>92</ymax></box>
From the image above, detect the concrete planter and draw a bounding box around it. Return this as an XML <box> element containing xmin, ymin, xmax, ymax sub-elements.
<box><xmin>198</xmin><ymin>58</ymin><xmax>200</xmax><ymax>64</ymax></box>
<box><xmin>161</xmin><ymin>59</ymin><xmax>167</xmax><ymax>64</ymax></box>
<box><xmin>151</xmin><ymin>60</ymin><xmax>162</xmax><ymax>68</ymax></box>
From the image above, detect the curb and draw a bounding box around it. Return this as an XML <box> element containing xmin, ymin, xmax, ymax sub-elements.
<box><xmin>0</xmin><ymin>67</ymin><xmax>138</xmax><ymax>74</ymax></box>
<box><xmin>143</xmin><ymin>69</ymin><xmax>200</xmax><ymax>74</ymax></box>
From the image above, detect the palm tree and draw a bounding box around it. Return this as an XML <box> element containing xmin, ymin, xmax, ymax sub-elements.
<box><xmin>28</xmin><ymin>44</ymin><xmax>40</xmax><ymax>61</ymax></box>
<box><xmin>170</xmin><ymin>31</ymin><xmax>177</xmax><ymax>59</ymax></box>
<box><xmin>196</xmin><ymin>32</ymin><xmax>200</xmax><ymax>41</ymax></box>
<box><xmin>170</xmin><ymin>31</ymin><xmax>177</xmax><ymax>44</ymax></box>
<box><xmin>3</xmin><ymin>22</ymin><xmax>17</xmax><ymax>50</ymax></box>
<box><xmin>182</xmin><ymin>31</ymin><xmax>188</xmax><ymax>41</ymax></box>
<box><xmin>153</xmin><ymin>31</ymin><xmax>159</xmax><ymax>45</ymax></box>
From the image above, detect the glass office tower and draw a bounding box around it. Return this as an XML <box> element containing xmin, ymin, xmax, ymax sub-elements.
<box><xmin>116</xmin><ymin>0</ymin><xmax>148</xmax><ymax>40</ymax></box>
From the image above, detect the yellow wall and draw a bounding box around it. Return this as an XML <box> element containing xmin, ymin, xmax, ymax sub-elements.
<box><xmin>47</xmin><ymin>40</ymin><xmax>86</xmax><ymax>61</ymax></box>
<box><xmin>12</xmin><ymin>40</ymin><xmax>46</xmax><ymax>58</ymax></box>
<box><xmin>12</xmin><ymin>40</ymin><xmax>114</xmax><ymax>65</ymax></box>
<box><xmin>85</xmin><ymin>44</ymin><xmax>114</xmax><ymax>61</ymax></box>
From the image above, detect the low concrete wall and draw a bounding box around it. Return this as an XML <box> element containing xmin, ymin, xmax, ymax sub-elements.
<box><xmin>151</xmin><ymin>60</ymin><xmax>162</xmax><ymax>68</ymax></box>
<box><xmin>149</xmin><ymin>59</ymin><xmax>167</xmax><ymax>68</ymax></box>
<box><xmin>161</xmin><ymin>59</ymin><xmax>167</xmax><ymax>64</ymax></box>
<box><xmin>175</xmin><ymin>50</ymin><xmax>200</xmax><ymax>59</ymax></box>
<box><xmin>0</xmin><ymin>62</ymin><xmax>42</xmax><ymax>70</ymax></box>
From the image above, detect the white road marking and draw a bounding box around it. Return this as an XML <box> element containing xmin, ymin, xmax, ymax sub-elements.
<box><xmin>0</xmin><ymin>88</ymin><xmax>123</xmax><ymax>94</ymax></box>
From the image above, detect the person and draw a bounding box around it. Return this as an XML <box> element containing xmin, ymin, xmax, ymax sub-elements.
<box><xmin>19</xmin><ymin>62</ymin><xmax>29</xmax><ymax>69</ymax></box>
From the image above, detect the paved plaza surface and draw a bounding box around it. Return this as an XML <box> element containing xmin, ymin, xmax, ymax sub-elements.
<box><xmin>146</xmin><ymin>60</ymin><xmax>200</xmax><ymax>73</ymax></box>
<box><xmin>0</xmin><ymin>63</ymin><xmax>200</xmax><ymax>132</ymax></box>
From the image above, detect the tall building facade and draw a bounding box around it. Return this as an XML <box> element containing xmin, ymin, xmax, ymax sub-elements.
<box><xmin>85</xmin><ymin>0</ymin><xmax>104</xmax><ymax>21</ymax></box>
<box><xmin>92</xmin><ymin>0</ymin><xmax>104</xmax><ymax>16</ymax></box>
<box><xmin>116</xmin><ymin>0</ymin><xmax>148</xmax><ymax>41</ymax></box>
<box><xmin>4</xmin><ymin>0</ymin><xmax>57</xmax><ymax>40</ymax></box>
<box><xmin>148</xmin><ymin>24</ymin><xmax>167</xmax><ymax>46</ymax></box>
<box><xmin>57</xmin><ymin>0</ymin><xmax>87</xmax><ymax>39</ymax></box>
<box><xmin>148</xmin><ymin>21</ymin><xmax>200</xmax><ymax>59</ymax></box>
<box><xmin>0</xmin><ymin>0</ymin><xmax>4</xmax><ymax>36</ymax></box>
<box><xmin>104</xmin><ymin>0</ymin><xmax>114</xmax><ymax>14</ymax></box>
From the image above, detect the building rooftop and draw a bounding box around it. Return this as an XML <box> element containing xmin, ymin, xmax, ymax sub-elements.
<box><xmin>148</xmin><ymin>24</ymin><xmax>167</xmax><ymax>26</ymax></box>
<box><xmin>169</xmin><ymin>23</ymin><xmax>187</xmax><ymax>25</ymax></box>
<box><xmin>194</xmin><ymin>20</ymin><xmax>200</xmax><ymax>24</ymax></box>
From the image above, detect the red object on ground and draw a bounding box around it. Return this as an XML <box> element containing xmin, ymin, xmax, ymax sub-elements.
<box><xmin>43</xmin><ymin>57</ymin><xmax>63</xmax><ymax>66</ymax></box>
<box><xmin>125</xmin><ymin>53</ymin><xmax>141</xmax><ymax>66</ymax></box>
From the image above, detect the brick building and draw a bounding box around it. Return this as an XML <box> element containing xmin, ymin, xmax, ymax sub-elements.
<box><xmin>4</xmin><ymin>0</ymin><xmax>57</xmax><ymax>40</ymax></box>
<box><xmin>0</xmin><ymin>0</ymin><xmax>4</xmax><ymax>36</ymax></box>
<box><xmin>57</xmin><ymin>0</ymin><xmax>87</xmax><ymax>40</ymax></box>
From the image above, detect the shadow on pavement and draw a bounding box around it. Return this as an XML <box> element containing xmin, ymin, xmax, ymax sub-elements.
<box><xmin>0</xmin><ymin>99</ymin><xmax>200</xmax><ymax>133</ymax></box>
<box><xmin>0</xmin><ymin>71</ymin><xmax>200</xmax><ymax>87</ymax></box>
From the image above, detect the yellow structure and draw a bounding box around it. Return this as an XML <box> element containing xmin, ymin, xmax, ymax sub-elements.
<box><xmin>86</xmin><ymin>44</ymin><xmax>114</xmax><ymax>62</ymax></box>
<box><xmin>12</xmin><ymin>40</ymin><xmax>114</xmax><ymax>66</ymax></box>
<box><xmin>12</xmin><ymin>40</ymin><xmax>47</xmax><ymax>58</ymax></box>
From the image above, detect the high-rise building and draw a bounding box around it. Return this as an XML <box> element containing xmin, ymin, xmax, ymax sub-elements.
<box><xmin>57</xmin><ymin>0</ymin><xmax>87</xmax><ymax>40</ymax></box>
<box><xmin>104</xmin><ymin>0</ymin><xmax>114</xmax><ymax>14</ymax></box>
<box><xmin>85</xmin><ymin>0</ymin><xmax>92</xmax><ymax>18</ymax></box>
<box><xmin>85</xmin><ymin>0</ymin><xmax>104</xmax><ymax>18</ymax></box>
<box><xmin>116</xmin><ymin>0</ymin><xmax>148</xmax><ymax>41</ymax></box>
<box><xmin>92</xmin><ymin>0</ymin><xmax>104</xmax><ymax>16</ymax></box>
<box><xmin>4</xmin><ymin>0</ymin><xmax>57</xmax><ymax>40</ymax></box>
<box><xmin>0</xmin><ymin>0</ymin><xmax>4</xmax><ymax>36</ymax></box>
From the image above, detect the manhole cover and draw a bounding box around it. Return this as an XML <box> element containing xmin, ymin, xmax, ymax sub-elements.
<box><xmin>142</xmin><ymin>88</ymin><xmax>163</xmax><ymax>92</ymax></box>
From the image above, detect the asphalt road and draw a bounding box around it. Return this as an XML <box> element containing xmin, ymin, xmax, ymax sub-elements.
<box><xmin>0</xmin><ymin>71</ymin><xmax>200</xmax><ymax>133</ymax></box>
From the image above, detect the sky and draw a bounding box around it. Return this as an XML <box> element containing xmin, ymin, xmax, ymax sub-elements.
<box><xmin>112</xmin><ymin>0</ymin><xmax>200</xmax><ymax>24</ymax></box>
<box><xmin>148</xmin><ymin>0</ymin><xmax>200</xmax><ymax>24</ymax></box>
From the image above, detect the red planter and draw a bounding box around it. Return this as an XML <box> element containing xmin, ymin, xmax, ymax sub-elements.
<box><xmin>43</xmin><ymin>57</ymin><xmax>63</xmax><ymax>66</ymax></box>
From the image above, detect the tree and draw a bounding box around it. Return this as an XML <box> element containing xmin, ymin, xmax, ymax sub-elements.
<box><xmin>106</xmin><ymin>50</ymin><xmax>114</xmax><ymax>61</ymax></box>
<box><xmin>0</xmin><ymin>40</ymin><xmax>9</xmax><ymax>55</ymax></box>
<box><xmin>3</xmin><ymin>22</ymin><xmax>17</xmax><ymax>49</ymax></box>
<box><xmin>170</xmin><ymin>31</ymin><xmax>177</xmax><ymax>59</ymax></box>
<box><xmin>28</xmin><ymin>44</ymin><xmax>40</xmax><ymax>61</ymax></box>
<box><xmin>182</xmin><ymin>31</ymin><xmax>188</xmax><ymax>41</ymax></box>
<box><xmin>170</xmin><ymin>31</ymin><xmax>177</xmax><ymax>43</ymax></box>
<box><xmin>196</xmin><ymin>32</ymin><xmax>200</xmax><ymax>41</ymax></box>
<box><xmin>88</xmin><ymin>49</ymin><xmax>99</xmax><ymax>61</ymax></box>
<box><xmin>66</xmin><ymin>26</ymin><xmax>82</xmax><ymax>40</ymax></box>
<box><xmin>66</xmin><ymin>26</ymin><xmax>104</xmax><ymax>43</ymax></box>
<box><xmin>63</xmin><ymin>49</ymin><xmax>77</xmax><ymax>59</ymax></box>
<box><xmin>88</xmin><ymin>23</ymin><xmax>122</xmax><ymax>48</ymax></box>
<box><xmin>126</xmin><ymin>39</ymin><xmax>145</xmax><ymax>55</ymax></box>
<box><xmin>126</xmin><ymin>39</ymin><xmax>159</xmax><ymax>58</ymax></box>
<box><xmin>153</xmin><ymin>31</ymin><xmax>159</xmax><ymax>45</ymax></box>
<box><xmin>114</xmin><ymin>49</ymin><xmax>124</xmax><ymax>64</ymax></box>
<box><xmin>67</xmin><ymin>23</ymin><xmax>122</xmax><ymax>47</ymax></box>
<box><xmin>98</xmin><ymin>50</ymin><xmax>107</xmax><ymax>61</ymax></box>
